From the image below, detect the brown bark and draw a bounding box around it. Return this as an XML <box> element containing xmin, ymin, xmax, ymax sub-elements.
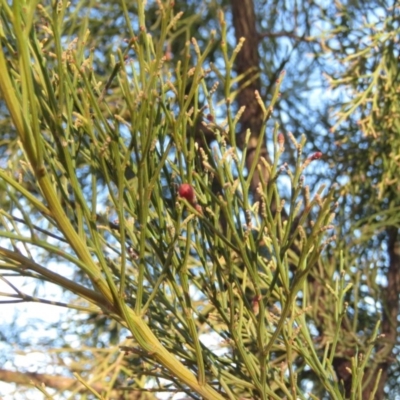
<box><xmin>231</xmin><ymin>0</ymin><xmax>262</xmax><ymax>131</ymax></box>
<box><xmin>231</xmin><ymin>0</ymin><xmax>271</xmax><ymax>197</ymax></box>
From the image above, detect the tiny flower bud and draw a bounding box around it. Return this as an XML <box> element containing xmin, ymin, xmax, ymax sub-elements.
<box><xmin>278</xmin><ymin>133</ymin><xmax>285</xmax><ymax>151</ymax></box>
<box><xmin>308</xmin><ymin>151</ymin><xmax>323</xmax><ymax>161</ymax></box>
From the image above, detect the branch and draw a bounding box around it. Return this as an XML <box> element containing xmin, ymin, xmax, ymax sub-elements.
<box><xmin>259</xmin><ymin>30</ymin><xmax>317</xmax><ymax>42</ymax></box>
<box><xmin>0</xmin><ymin>368</ymin><xmax>142</xmax><ymax>398</ymax></box>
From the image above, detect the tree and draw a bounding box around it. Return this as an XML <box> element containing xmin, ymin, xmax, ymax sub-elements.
<box><xmin>0</xmin><ymin>0</ymin><xmax>398</xmax><ymax>399</ymax></box>
<box><xmin>322</xmin><ymin>2</ymin><xmax>400</xmax><ymax>398</ymax></box>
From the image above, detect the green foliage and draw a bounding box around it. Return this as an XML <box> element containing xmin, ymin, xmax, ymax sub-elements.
<box><xmin>320</xmin><ymin>2</ymin><xmax>400</xmax><ymax>397</ymax></box>
<box><xmin>0</xmin><ymin>0</ymin><xmax>393</xmax><ymax>399</ymax></box>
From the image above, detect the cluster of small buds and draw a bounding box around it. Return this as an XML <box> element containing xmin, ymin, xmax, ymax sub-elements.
<box><xmin>167</xmin><ymin>224</ymin><xmax>175</xmax><ymax>238</ymax></box>
<box><xmin>233</xmin><ymin>106</ymin><xmax>246</xmax><ymax>125</ymax></box>
<box><xmin>294</xmin><ymin>305</ymin><xmax>312</xmax><ymax>319</ymax></box>
<box><xmin>99</xmin><ymin>136</ymin><xmax>112</xmax><ymax>156</ymax></box>
<box><xmin>202</xmin><ymin>161</ymin><xmax>214</xmax><ymax>173</ymax></box>
<box><xmin>233</xmin><ymin>37</ymin><xmax>246</xmax><ymax>55</ymax></box>
<box><xmin>260</xmin><ymin>199</ymin><xmax>267</xmax><ymax>219</ymax></box>
<box><xmin>168</xmin><ymin>10</ymin><xmax>183</xmax><ymax>30</ymax></box>
<box><xmin>191</xmin><ymin>37</ymin><xmax>201</xmax><ymax>55</ymax></box>
<box><xmin>314</xmin><ymin>193</ymin><xmax>323</xmax><ymax>207</ymax></box>
<box><xmin>254</xmin><ymin>89</ymin><xmax>262</xmax><ymax>103</ymax></box>
<box><xmin>153</xmin><ymin>53</ymin><xmax>164</xmax><ymax>69</ymax></box>
<box><xmin>114</xmin><ymin>114</ymin><xmax>130</xmax><ymax>127</ymax></box>
<box><xmin>133</xmin><ymin>90</ymin><xmax>146</xmax><ymax>108</ymax></box>
<box><xmin>222</xmin><ymin>147</ymin><xmax>237</xmax><ymax>162</ymax></box>
<box><xmin>293</xmin><ymin>200</ymin><xmax>303</xmax><ymax>217</ymax></box>
<box><xmin>209</xmin><ymin>81</ymin><xmax>219</xmax><ymax>95</ymax></box>
<box><xmin>167</xmin><ymin>80</ymin><xmax>178</xmax><ymax>95</ymax></box>
<box><xmin>150</xmin><ymin>138</ymin><xmax>157</xmax><ymax>151</ymax></box>
<box><xmin>199</xmin><ymin>147</ymin><xmax>208</xmax><ymax>162</ymax></box>
<box><xmin>319</xmin><ymin>225</ymin><xmax>335</xmax><ymax>233</ymax></box>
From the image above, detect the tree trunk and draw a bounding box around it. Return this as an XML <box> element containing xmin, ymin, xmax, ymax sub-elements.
<box><xmin>231</xmin><ymin>0</ymin><xmax>271</xmax><ymax>197</ymax></box>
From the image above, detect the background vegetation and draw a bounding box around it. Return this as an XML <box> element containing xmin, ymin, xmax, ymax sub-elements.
<box><xmin>0</xmin><ymin>0</ymin><xmax>398</xmax><ymax>399</ymax></box>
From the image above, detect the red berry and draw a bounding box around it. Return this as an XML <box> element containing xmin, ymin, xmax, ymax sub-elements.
<box><xmin>178</xmin><ymin>183</ymin><xmax>196</xmax><ymax>205</ymax></box>
<box><xmin>206</xmin><ymin>113</ymin><xmax>214</xmax><ymax>122</ymax></box>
